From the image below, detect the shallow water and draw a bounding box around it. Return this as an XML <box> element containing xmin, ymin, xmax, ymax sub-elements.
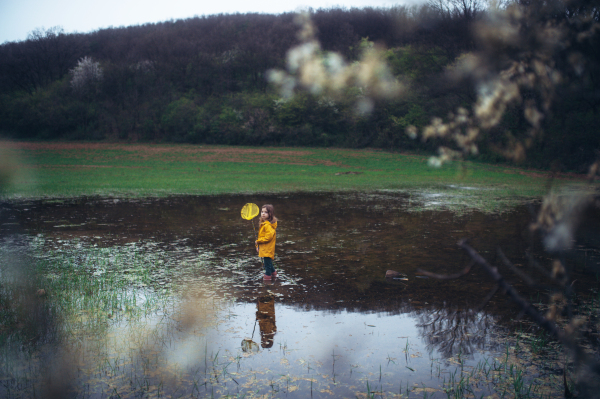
<box><xmin>1</xmin><ymin>191</ymin><xmax>599</xmax><ymax>397</ymax></box>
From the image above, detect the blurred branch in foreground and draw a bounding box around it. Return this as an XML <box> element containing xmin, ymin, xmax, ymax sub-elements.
<box><xmin>412</xmin><ymin>0</ymin><xmax>600</xmax><ymax>167</ymax></box>
<box><xmin>267</xmin><ymin>11</ymin><xmax>403</xmax><ymax>114</ymax></box>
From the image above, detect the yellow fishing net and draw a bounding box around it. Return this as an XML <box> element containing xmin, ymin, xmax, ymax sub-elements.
<box><xmin>241</xmin><ymin>203</ymin><xmax>259</xmax><ymax>220</ymax></box>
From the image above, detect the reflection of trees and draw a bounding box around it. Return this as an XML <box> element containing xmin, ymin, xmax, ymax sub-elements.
<box><xmin>415</xmin><ymin>308</ymin><xmax>501</xmax><ymax>359</ymax></box>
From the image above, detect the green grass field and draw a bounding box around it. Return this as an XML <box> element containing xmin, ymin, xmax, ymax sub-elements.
<box><xmin>1</xmin><ymin>141</ymin><xmax>589</xmax><ymax>211</ymax></box>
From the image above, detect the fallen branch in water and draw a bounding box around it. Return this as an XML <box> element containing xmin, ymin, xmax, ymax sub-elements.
<box><xmin>416</xmin><ymin>260</ymin><xmax>474</xmax><ymax>280</ymax></box>
<box><xmin>470</xmin><ymin>240</ymin><xmax>600</xmax><ymax>374</ymax></box>
<box><xmin>417</xmin><ymin>239</ymin><xmax>600</xmax><ymax>382</ymax></box>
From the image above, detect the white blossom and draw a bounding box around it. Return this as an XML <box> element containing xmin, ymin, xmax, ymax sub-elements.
<box><xmin>70</xmin><ymin>56</ymin><xmax>103</xmax><ymax>91</ymax></box>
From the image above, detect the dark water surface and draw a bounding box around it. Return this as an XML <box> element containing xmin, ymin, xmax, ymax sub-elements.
<box><xmin>1</xmin><ymin>192</ymin><xmax>598</xmax><ymax>398</ymax></box>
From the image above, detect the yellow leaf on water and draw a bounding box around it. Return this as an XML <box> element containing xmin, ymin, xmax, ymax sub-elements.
<box><xmin>415</xmin><ymin>387</ymin><xmax>438</xmax><ymax>393</ymax></box>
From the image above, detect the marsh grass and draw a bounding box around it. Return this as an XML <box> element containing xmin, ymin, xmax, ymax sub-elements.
<box><xmin>2</xmin><ymin>142</ymin><xmax>587</xmax><ymax>213</ymax></box>
<box><xmin>0</xmin><ymin>237</ymin><xmax>233</xmax><ymax>397</ymax></box>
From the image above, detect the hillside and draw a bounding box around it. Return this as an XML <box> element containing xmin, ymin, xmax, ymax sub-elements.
<box><xmin>1</xmin><ymin>4</ymin><xmax>598</xmax><ymax>172</ymax></box>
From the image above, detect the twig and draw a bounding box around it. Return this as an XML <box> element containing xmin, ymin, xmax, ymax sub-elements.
<box><xmin>475</xmin><ymin>284</ymin><xmax>499</xmax><ymax>311</ymax></box>
<box><xmin>526</xmin><ymin>250</ymin><xmax>554</xmax><ymax>281</ymax></box>
<box><xmin>497</xmin><ymin>247</ymin><xmax>536</xmax><ymax>286</ymax></box>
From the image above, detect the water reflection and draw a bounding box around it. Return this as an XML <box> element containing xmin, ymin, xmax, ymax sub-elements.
<box><xmin>256</xmin><ymin>294</ymin><xmax>277</xmax><ymax>348</ymax></box>
<box><xmin>3</xmin><ymin>193</ymin><xmax>599</xmax><ymax>348</ymax></box>
<box><xmin>416</xmin><ymin>308</ymin><xmax>502</xmax><ymax>358</ymax></box>
<box><xmin>2</xmin><ymin>192</ymin><xmax>598</xmax><ymax>397</ymax></box>
<box><xmin>241</xmin><ymin>337</ymin><xmax>260</xmax><ymax>353</ymax></box>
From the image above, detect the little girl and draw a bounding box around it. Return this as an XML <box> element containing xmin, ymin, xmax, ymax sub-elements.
<box><xmin>255</xmin><ymin>204</ymin><xmax>278</xmax><ymax>280</ymax></box>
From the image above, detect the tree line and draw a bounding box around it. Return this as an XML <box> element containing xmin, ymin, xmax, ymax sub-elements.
<box><xmin>0</xmin><ymin>3</ymin><xmax>598</xmax><ymax>172</ymax></box>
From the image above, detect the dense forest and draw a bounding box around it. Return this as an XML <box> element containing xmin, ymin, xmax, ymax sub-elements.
<box><xmin>0</xmin><ymin>2</ymin><xmax>598</xmax><ymax>171</ymax></box>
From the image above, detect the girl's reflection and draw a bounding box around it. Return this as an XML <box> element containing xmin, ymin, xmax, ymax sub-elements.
<box><xmin>256</xmin><ymin>294</ymin><xmax>277</xmax><ymax>348</ymax></box>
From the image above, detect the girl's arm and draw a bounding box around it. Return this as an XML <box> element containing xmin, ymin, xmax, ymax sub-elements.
<box><xmin>256</xmin><ymin>224</ymin><xmax>275</xmax><ymax>243</ymax></box>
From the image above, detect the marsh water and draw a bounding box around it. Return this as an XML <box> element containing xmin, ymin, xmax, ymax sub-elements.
<box><xmin>1</xmin><ymin>191</ymin><xmax>599</xmax><ymax>398</ymax></box>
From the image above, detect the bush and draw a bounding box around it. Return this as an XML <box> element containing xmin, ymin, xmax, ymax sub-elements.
<box><xmin>161</xmin><ymin>98</ymin><xmax>204</xmax><ymax>142</ymax></box>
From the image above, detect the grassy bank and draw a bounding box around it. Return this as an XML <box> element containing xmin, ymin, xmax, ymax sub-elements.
<box><xmin>1</xmin><ymin>141</ymin><xmax>589</xmax><ymax>210</ymax></box>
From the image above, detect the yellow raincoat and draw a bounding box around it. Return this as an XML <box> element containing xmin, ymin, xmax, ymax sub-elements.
<box><xmin>257</xmin><ymin>220</ymin><xmax>277</xmax><ymax>258</ymax></box>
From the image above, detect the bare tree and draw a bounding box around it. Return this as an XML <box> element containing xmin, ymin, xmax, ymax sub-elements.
<box><xmin>426</xmin><ymin>0</ymin><xmax>486</xmax><ymax>52</ymax></box>
<box><xmin>428</xmin><ymin>0</ymin><xmax>485</xmax><ymax>21</ymax></box>
<box><xmin>0</xmin><ymin>27</ymin><xmax>82</xmax><ymax>94</ymax></box>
